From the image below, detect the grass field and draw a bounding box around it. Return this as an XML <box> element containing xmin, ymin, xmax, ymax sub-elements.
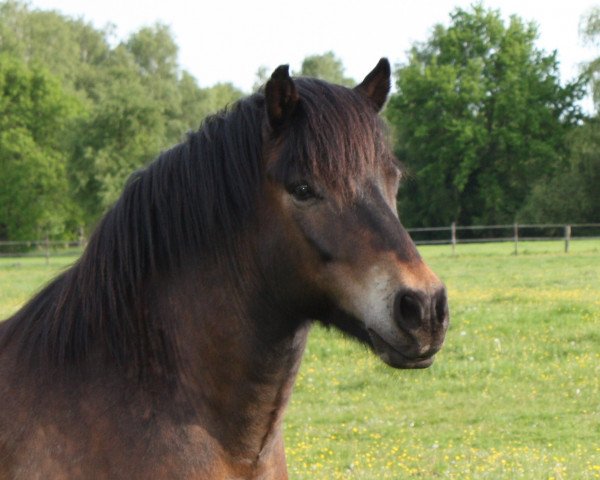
<box><xmin>1</xmin><ymin>240</ymin><xmax>599</xmax><ymax>479</ymax></box>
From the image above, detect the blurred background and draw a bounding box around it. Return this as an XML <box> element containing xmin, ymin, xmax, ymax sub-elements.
<box><xmin>1</xmin><ymin>0</ymin><xmax>599</xmax><ymax>246</ymax></box>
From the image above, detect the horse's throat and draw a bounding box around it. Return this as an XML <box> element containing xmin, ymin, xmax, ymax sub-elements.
<box><xmin>165</xmin><ymin>267</ymin><xmax>310</xmax><ymax>469</ymax></box>
<box><xmin>182</xmin><ymin>314</ymin><xmax>309</xmax><ymax>465</ymax></box>
<box><xmin>240</xmin><ymin>325</ymin><xmax>309</xmax><ymax>455</ymax></box>
<box><xmin>236</xmin><ymin>326</ymin><xmax>310</xmax><ymax>468</ymax></box>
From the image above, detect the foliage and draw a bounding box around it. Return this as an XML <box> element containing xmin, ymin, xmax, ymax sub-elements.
<box><xmin>519</xmin><ymin>120</ymin><xmax>600</xmax><ymax>222</ymax></box>
<box><xmin>1</xmin><ymin>0</ymin><xmax>596</xmax><ymax>239</ymax></box>
<box><xmin>253</xmin><ymin>65</ymin><xmax>270</xmax><ymax>92</ymax></box>
<box><xmin>69</xmin><ymin>59</ymin><xmax>167</xmax><ymax>220</ymax></box>
<box><xmin>0</xmin><ymin>1</ymin><xmax>243</xmax><ymax>236</ymax></box>
<box><xmin>519</xmin><ymin>6</ymin><xmax>600</xmax><ymax>224</ymax></box>
<box><xmin>251</xmin><ymin>52</ymin><xmax>355</xmax><ymax>92</ymax></box>
<box><xmin>387</xmin><ymin>5</ymin><xmax>585</xmax><ymax>227</ymax></box>
<box><xmin>196</xmin><ymin>82</ymin><xmax>244</xmax><ymax>119</ymax></box>
<box><xmin>299</xmin><ymin>51</ymin><xmax>355</xmax><ymax>86</ymax></box>
<box><xmin>0</xmin><ymin>0</ymin><xmax>111</xmax><ymax>94</ymax></box>
<box><xmin>581</xmin><ymin>6</ymin><xmax>600</xmax><ymax>110</ymax></box>
<box><xmin>0</xmin><ymin>54</ymin><xmax>80</xmax><ymax>240</ymax></box>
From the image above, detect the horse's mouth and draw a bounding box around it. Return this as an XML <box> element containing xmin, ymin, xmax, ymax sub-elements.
<box><xmin>367</xmin><ymin>329</ymin><xmax>436</xmax><ymax>369</ymax></box>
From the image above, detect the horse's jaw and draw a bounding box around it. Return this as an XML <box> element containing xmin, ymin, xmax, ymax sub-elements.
<box><xmin>367</xmin><ymin>328</ymin><xmax>436</xmax><ymax>369</ymax></box>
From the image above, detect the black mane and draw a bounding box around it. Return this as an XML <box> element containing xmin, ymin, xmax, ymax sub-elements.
<box><xmin>1</xmin><ymin>79</ymin><xmax>393</xmax><ymax>376</ymax></box>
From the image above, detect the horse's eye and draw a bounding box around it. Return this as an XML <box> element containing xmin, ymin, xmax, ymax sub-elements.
<box><xmin>291</xmin><ymin>183</ymin><xmax>316</xmax><ymax>202</ymax></box>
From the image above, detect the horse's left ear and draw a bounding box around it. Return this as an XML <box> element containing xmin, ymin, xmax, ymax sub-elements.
<box><xmin>265</xmin><ymin>64</ymin><xmax>299</xmax><ymax>132</ymax></box>
<box><xmin>355</xmin><ymin>58</ymin><xmax>391</xmax><ymax>112</ymax></box>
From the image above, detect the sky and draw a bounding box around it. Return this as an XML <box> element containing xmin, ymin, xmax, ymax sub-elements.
<box><xmin>29</xmin><ymin>0</ymin><xmax>598</xmax><ymax>99</ymax></box>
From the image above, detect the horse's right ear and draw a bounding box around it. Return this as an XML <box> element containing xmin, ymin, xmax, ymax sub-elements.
<box><xmin>355</xmin><ymin>58</ymin><xmax>391</xmax><ymax>112</ymax></box>
<box><xmin>265</xmin><ymin>65</ymin><xmax>299</xmax><ymax>132</ymax></box>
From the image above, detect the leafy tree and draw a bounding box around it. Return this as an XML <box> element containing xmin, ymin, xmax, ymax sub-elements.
<box><xmin>197</xmin><ymin>82</ymin><xmax>243</xmax><ymax>118</ymax></box>
<box><xmin>69</xmin><ymin>24</ymin><xmax>244</xmax><ymax>223</ymax></box>
<box><xmin>519</xmin><ymin>7</ymin><xmax>600</xmax><ymax>223</ymax></box>
<box><xmin>519</xmin><ymin>120</ymin><xmax>600</xmax><ymax>222</ymax></box>
<box><xmin>581</xmin><ymin>7</ymin><xmax>600</xmax><ymax>111</ymax></box>
<box><xmin>0</xmin><ymin>0</ymin><xmax>111</xmax><ymax>96</ymax></box>
<box><xmin>252</xmin><ymin>65</ymin><xmax>270</xmax><ymax>92</ymax></box>
<box><xmin>251</xmin><ymin>53</ymin><xmax>354</xmax><ymax>91</ymax></box>
<box><xmin>0</xmin><ymin>54</ymin><xmax>80</xmax><ymax>240</ymax></box>
<box><xmin>176</xmin><ymin>74</ymin><xmax>243</xmax><ymax>130</ymax></box>
<box><xmin>126</xmin><ymin>24</ymin><xmax>178</xmax><ymax>79</ymax></box>
<box><xmin>0</xmin><ymin>1</ymin><xmax>245</xmax><ymax>237</ymax></box>
<box><xmin>68</xmin><ymin>44</ymin><xmax>167</xmax><ymax>221</ymax></box>
<box><xmin>299</xmin><ymin>51</ymin><xmax>355</xmax><ymax>86</ymax></box>
<box><xmin>387</xmin><ymin>5</ymin><xmax>584</xmax><ymax>227</ymax></box>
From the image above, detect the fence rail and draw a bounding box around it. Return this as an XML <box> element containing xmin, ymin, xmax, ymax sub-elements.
<box><xmin>1</xmin><ymin>223</ymin><xmax>599</xmax><ymax>259</ymax></box>
<box><xmin>0</xmin><ymin>239</ymin><xmax>84</xmax><ymax>261</ymax></box>
<box><xmin>407</xmin><ymin>222</ymin><xmax>600</xmax><ymax>254</ymax></box>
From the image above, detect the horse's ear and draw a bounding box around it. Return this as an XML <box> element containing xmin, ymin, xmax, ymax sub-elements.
<box><xmin>355</xmin><ymin>58</ymin><xmax>391</xmax><ymax>112</ymax></box>
<box><xmin>265</xmin><ymin>64</ymin><xmax>299</xmax><ymax>132</ymax></box>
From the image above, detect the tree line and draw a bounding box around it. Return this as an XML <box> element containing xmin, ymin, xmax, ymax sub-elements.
<box><xmin>388</xmin><ymin>5</ymin><xmax>598</xmax><ymax>227</ymax></box>
<box><xmin>0</xmin><ymin>1</ymin><xmax>598</xmax><ymax>241</ymax></box>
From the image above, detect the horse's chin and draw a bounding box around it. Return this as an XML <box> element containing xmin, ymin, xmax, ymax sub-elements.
<box><xmin>320</xmin><ymin>309</ymin><xmax>436</xmax><ymax>369</ymax></box>
<box><xmin>367</xmin><ymin>329</ymin><xmax>435</xmax><ymax>369</ymax></box>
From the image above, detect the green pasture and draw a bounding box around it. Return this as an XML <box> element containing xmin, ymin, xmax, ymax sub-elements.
<box><xmin>1</xmin><ymin>240</ymin><xmax>599</xmax><ymax>479</ymax></box>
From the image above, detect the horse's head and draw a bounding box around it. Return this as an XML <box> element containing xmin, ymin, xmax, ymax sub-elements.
<box><xmin>259</xmin><ymin>59</ymin><xmax>448</xmax><ymax>369</ymax></box>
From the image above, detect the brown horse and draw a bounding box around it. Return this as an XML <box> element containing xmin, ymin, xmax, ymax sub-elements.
<box><xmin>0</xmin><ymin>59</ymin><xmax>448</xmax><ymax>479</ymax></box>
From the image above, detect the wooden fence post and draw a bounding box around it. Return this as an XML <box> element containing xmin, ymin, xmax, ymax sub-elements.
<box><xmin>451</xmin><ymin>222</ymin><xmax>457</xmax><ymax>255</ymax></box>
<box><xmin>564</xmin><ymin>225</ymin><xmax>571</xmax><ymax>253</ymax></box>
<box><xmin>513</xmin><ymin>223</ymin><xmax>519</xmax><ymax>256</ymax></box>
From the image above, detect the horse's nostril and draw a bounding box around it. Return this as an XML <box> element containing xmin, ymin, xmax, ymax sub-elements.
<box><xmin>394</xmin><ymin>287</ymin><xmax>448</xmax><ymax>332</ymax></box>
<box><xmin>433</xmin><ymin>287</ymin><xmax>449</xmax><ymax>325</ymax></box>
<box><xmin>394</xmin><ymin>290</ymin><xmax>425</xmax><ymax>330</ymax></box>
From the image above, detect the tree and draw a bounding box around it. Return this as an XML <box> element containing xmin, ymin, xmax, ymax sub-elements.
<box><xmin>252</xmin><ymin>65</ymin><xmax>270</xmax><ymax>92</ymax></box>
<box><xmin>0</xmin><ymin>0</ymin><xmax>111</xmax><ymax>96</ymax></box>
<box><xmin>387</xmin><ymin>5</ymin><xmax>584</xmax><ymax>227</ymax></box>
<box><xmin>196</xmin><ymin>83</ymin><xmax>244</xmax><ymax>118</ymax></box>
<box><xmin>519</xmin><ymin>120</ymin><xmax>600</xmax><ymax>222</ymax></box>
<box><xmin>518</xmin><ymin>7</ymin><xmax>600</xmax><ymax>223</ymax></box>
<box><xmin>0</xmin><ymin>54</ymin><xmax>80</xmax><ymax>240</ymax></box>
<box><xmin>299</xmin><ymin>51</ymin><xmax>355</xmax><ymax>86</ymax></box>
<box><xmin>0</xmin><ymin>1</ymin><xmax>246</xmax><ymax>236</ymax></box>
<box><xmin>69</xmin><ymin>27</ymin><xmax>244</xmax><ymax>224</ymax></box>
<box><xmin>581</xmin><ymin>7</ymin><xmax>600</xmax><ymax>111</ymax></box>
<box><xmin>126</xmin><ymin>23</ymin><xmax>178</xmax><ymax>79</ymax></box>
<box><xmin>68</xmin><ymin>44</ymin><xmax>168</xmax><ymax>221</ymax></box>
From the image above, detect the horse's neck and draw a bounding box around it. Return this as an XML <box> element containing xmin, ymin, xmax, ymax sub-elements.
<box><xmin>162</xmin><ymin>264</ymin><xmax>309</xmax><ymax>463</ymax></box>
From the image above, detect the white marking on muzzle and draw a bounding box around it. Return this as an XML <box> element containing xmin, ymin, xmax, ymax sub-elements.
<box><xmin>337</xmin><ymin>265</ymin><xmax>406</xmax><ymax>346</ymax></box>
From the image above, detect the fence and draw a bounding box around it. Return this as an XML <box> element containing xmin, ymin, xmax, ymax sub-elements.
<box><xmin>406</xmin><ymin>223</ymin><xmax>600</xmax><ymax>254</ymax></box>
<box><xmin>1</xmin><ymin>223</ymin><xmax>599</xmax><ymax>260</ymax></box>
<box><xmin>0</xmin><ymin>239</ymin><xmax>84</xmax><ymax>262</ymax></box>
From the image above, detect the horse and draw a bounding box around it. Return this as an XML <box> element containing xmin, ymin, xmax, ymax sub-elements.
<box><xmin>0</xmin><ymin>59</ymin><xmax>449</xmax><ymax>479</ymax></box>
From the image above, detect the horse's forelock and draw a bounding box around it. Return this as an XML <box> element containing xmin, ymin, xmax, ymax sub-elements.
<box><xmin>276</xmin><ymin>78</ymin><xmax>393</xmax><ymax>201</ymax></box>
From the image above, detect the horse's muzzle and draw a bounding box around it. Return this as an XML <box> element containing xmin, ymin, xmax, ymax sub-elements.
<box><xmin>368</xmin><ymin>286</ymin><xmax>449</xmax><ymax>369</ymax></box>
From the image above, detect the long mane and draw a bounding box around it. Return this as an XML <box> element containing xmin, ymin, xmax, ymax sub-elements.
<box><xmin>1</xmin><ymin>79</ymin><xmax>392</xmax><ymax>377</ymax></box>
